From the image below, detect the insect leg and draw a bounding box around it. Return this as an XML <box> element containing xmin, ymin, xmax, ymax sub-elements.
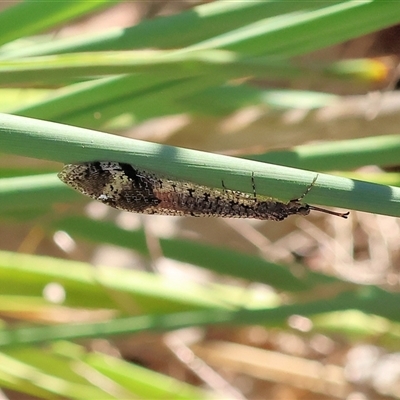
<box><xmin>221</xmin><ymin>179</ymin><xmax>227</xmax><ymax>194</ymax></box>
<box><xmin>251</xmin><ymin>172</ymin><xmax>257</xmax><ymax>201</ymax></box>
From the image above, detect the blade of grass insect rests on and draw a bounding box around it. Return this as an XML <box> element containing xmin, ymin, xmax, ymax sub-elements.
<box><xmin>1</xmin><ymin>113</ymin><xmax>400</xmax><ymax>217</ymax></box>
<box><xmin>248</xmin><ymin>135</ymin><xmax>400</xmax><ymax>172</ymax></box>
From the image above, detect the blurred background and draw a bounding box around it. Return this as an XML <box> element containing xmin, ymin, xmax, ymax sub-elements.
<box><xmin>2</xmin><ymin>1</ymin><xmax>400</xmax><ymax>399</ymax></box>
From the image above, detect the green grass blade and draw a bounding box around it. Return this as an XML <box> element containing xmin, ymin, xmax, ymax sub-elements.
<box><xmin>0</xmin><ymin>173</ymin><xmax>80</xmax><ymax>212</ymax></box>
<box><xmin>11</xmin><ymin>74</ymin><xmax>180</xmax><ymax>122</ymax></box>
<box><xmin>54</xmin><ymin>216</ymin><xmax>339</xmax><ymax>292</ymax></box>
<box><xmin>0</xmin><ymin>342</ymin><xmax>210</xmax><ymax>399</ymax></box>
<box><xmin>0</xmin><ymin>50</ymin><xmax>216</xmax><ymax>86</ymax></box>
<box><xmin>0</xmin><ymin>50</ymin><xmax>388</xmax><ymax>87</ymax></box>
<box><xmin>248</xmin><ymin>134</ymin><xmax>400</xmax><ymax>171</ymax></box>
<box><xmin>4</xmin><ymin>1</ymin><xmax>399</xmax><ymax>61</ymax></box>
<box><xmin>0</xmin><ymin>1</ymin><xmax>342</xmax><ymax>58</ymax></box>
<box><xmin>9</xmin><ymin>58</ymin><xmax>381</xmax><ymax>127</ymax></box>
<box><xmin>0</xmin><ymin>1</ymin><xmax>116</xmax><ymax>47</ymax></box>
<box><xmin>84</xmin><ymin>351</ymin><xmax>208</xmax><ymax>400</ymax></box>
<box><xmin>190</xmin><ymin>1</ymin><xmax>400</xmax><ymax>57</ymax></box>
<box><xmin>2</xmin><ymin>287</ymin><xmax>400</xmax><ymax>348</ymax></box>
<box><xmin>0</xmin><ymin>350</ymin><xmax>118</xmax><ymax>399</ymax></box>
<box><xmin>0</xmin><ymin>250</ymin><xmax>229</xmax><ymax>311</ymax></box>
<box><xmin>0</xmin><ymin>113</ymin><xmax>399</xmax><ymax>216</ymax></box>
<box><xmin>63</xmin><ymin>74</ymin><xmax>224</xmax><ymax>129</ymax></box>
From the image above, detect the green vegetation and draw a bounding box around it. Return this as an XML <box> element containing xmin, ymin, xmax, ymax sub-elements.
<box><xmin>0</xmin><ymin>1</ymin><xmax>400</xmax><ymax>398</ymax></box>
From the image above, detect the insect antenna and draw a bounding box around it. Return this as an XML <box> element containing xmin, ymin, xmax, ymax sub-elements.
<box><xmin>295</xmin><ymin>174</ymin><xmax>349</xmax><ymax>219</ymax></box>
<box><xmin>308</xmin><ymin>205</ymin><xmax>350</xmax><ymax>219</ymax></box>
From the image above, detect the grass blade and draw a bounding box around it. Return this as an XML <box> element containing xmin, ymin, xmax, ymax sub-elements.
<box><xmin>0</xmin><ymin>113</ymin><xmax>399</xmax><ymax>215</ymax></box>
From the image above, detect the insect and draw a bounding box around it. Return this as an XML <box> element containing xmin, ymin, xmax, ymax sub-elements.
<box><xmin>58</xmin><ymin>161</ymin><xmax>349</xmax><ymax>221</ymax></box>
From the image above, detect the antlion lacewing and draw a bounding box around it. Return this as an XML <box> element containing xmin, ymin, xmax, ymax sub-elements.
<box><xmin>58</xmin><ymin>162</ymin><xmax>349</xmax><ymax>221</ymax></box>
